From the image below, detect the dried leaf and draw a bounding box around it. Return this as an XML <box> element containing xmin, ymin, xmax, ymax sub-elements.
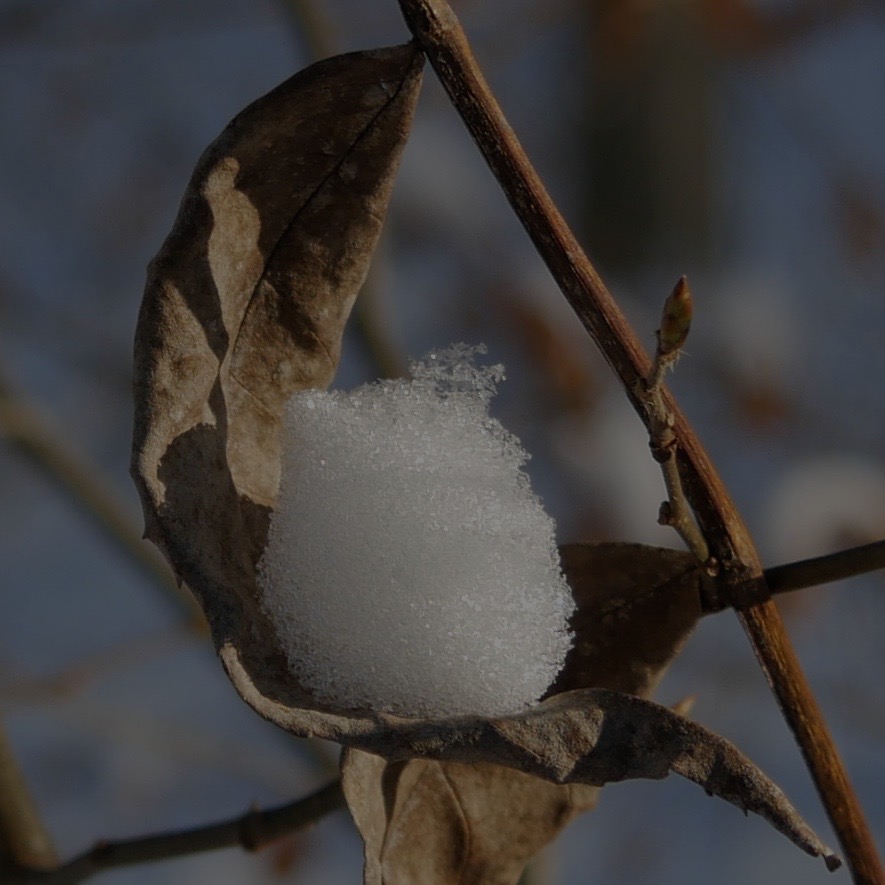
<box><xmin>223</xmin><ymin>642</ymin><xmax>835</xmax><ymax>864</ymax></box>
<box><xmin>132</xmin><ymin>43</ymin><xmax>424</xmax><ymax>635</ymax></box>
<box><xmin>339</xmin><ymin>543</ymin><xmax>714</xmax><ymax>885</ymax></box>
<box><xmin>334</xmin><ymin>543</ymin><xmax>828</xmax><ymax>885</ymax></box>
<box><xmin>552</xmin><ymin>541</ymin><xmax>709</xmax><ymax>697</ymax></box>
<box><xmin>131</xmin><ymin>43</ymin><xmax>837</xmax><ymax>879</ymax></box>
<box><xmin>341</xmin><ymin>750</ymin><xmax>599</xmax><ymax>885</ymax></box>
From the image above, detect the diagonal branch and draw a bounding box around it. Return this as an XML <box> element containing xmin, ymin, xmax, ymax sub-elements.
<box><xmin>393</xmin><ymin>0</ymin><xmax>883</xmax><ymax>880</ymax></box>
<box><xmin>5</xmin><ymin>780</ymin><xmax>343</xmax><ymax>885</ymax></box>
<box><xmin>763</xmin><ymin>539</ymin><xmax>885</xmax><ymax>598</ymax></box>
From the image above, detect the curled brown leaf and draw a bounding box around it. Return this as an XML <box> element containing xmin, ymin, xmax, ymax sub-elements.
<box><xmin>130</xmin><ymin>42</ymin><xmax>836</xmax><ymax>880</ymax></box>
<box><xmin>132</xmin><ymin>43</ymin><xmax>424</xmax><ymax>659</ymax></box>
<box><xmin>223</xmin><ymin>640</ymin><xmax>835</xmax><ymax>866</ymax></box>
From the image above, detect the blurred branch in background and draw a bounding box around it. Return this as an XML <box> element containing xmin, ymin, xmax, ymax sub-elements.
<box><xmin>518</xmin><ymin>853</ymin><xmax>552</xmax><ymax>885</ymax></box>
<box><xmin>3</xmin><ymin>779</ymin><xmax>344</xmax><ymax>885</ymax></box>
<box><xmin>0</xmin><ymin>363</ymin><xmax>205</xmax><ymax>630</ymax></box>
<box><xmin>579</xmin><ymin>0</ymin><xmax>879</xmax><ymax>279</ymax></box>
<box><xmin>0</xmin><ymin>626</ymin><xmax>195</xmax><ymax>708</ymax></box>
<box><xmin>0</xmin><ymin>721</ymin><xmax>57</xmax><ymax>873</ymax></box>
<box><xmin>280</xmin><ymin>0</ymin><xmax>338</xmax><ymax>60</ymax></box>
<box><xmin>580</xmin><ymin>0</ymin><xmax>715</xmax><ymax>274</ymax></box>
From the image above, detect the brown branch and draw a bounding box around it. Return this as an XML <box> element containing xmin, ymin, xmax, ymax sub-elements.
<box><xmin>6</xmin><ymin>780</ymin><xmax>344</xmax><ymax>884</ymax></box>
<box><xmin>696</xmin><ymin>539</ymin><xmax>885</xmax><ymax>614</ymax></box>
<box><xmin>640</xmin><ymin>277</ymin><xmax>709</xmax><ymax>563</ymax></box>
<box><xmin>0</xmin><ymin>721</ymin><xmax>57</xmax><ymax>873</ymax></box>
<box><xmin>764</xmin><ymin>539</ymin><xmax>885</xmax><ymax>596</ymax></box>
<box><xmin>394</xmin><ymin>1</ymin><xmax>883</xmax><ymax>879</ymax></box>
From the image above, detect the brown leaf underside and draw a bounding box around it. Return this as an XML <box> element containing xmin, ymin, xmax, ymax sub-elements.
<box><xmin>342</xmin><ymin>749</ymin><xmax>600</xmax><ymax>885</ymax></box>
<box><xmin>130</xmin><ymin>44</ymin><xmax>836</xmax><ymax>884</ymax></box>
<box><xmin>553</xmin><ymin>542</ymin><xmax>709</xmax><ymax>697</ymax></box>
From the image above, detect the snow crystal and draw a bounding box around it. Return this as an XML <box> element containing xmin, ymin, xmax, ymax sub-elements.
<box><xmin>257</xmin><ymin>344</ymin><xmax>574</xmax><ymax>718</ymax></box>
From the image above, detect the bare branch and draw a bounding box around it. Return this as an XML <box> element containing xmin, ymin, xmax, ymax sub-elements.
<box><xmin>638</xmin><ymin>277</ymin><xmax>709</xmax><ymax>563</ymax></box>
<box><xmin>764</xmin><ymin>539</ymin><xmax>885</xmax><ymax>597</ymax></box>
<box><xmin>393</xmin><ymin>0</ymin><xmax>883</xmax><ymax>879</ymax></box>
<box><xmin>6</xmin><ymin>780</ymin><xmax>343</xmax><ymax>885</ymax></box>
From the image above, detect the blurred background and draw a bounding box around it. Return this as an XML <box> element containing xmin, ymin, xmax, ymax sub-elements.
<box><xmin>1</xmin><ymin>0</ymin><xmax>884</xmax><ymax>882</ymax></box>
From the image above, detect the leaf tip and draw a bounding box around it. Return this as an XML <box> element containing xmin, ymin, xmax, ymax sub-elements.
<box><xmin>824</xmin><ymin>851</ymin><xmax>843</xmax><ymax>872</ymax></box>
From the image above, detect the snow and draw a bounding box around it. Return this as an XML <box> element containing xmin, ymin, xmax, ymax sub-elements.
<box><xmin>257</xmin><ymin>345</ymin><xmax>574</xmax><ymax>718</ymax></box>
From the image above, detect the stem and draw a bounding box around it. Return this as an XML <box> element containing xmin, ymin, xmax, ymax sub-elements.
<box><xmin>640</xmin><ymin>286</ymin><xmax>709</xmax><ymax>564</ymax></box>
<box><xmin>738</xmin><ymin>607</ymin><xmax>873</xmax><ymax>877</ymax></box>
<box><xmin>394</xmin><ymin>1</ymin><xmax>883</xmax><ymax>879</ymax></box>
<box><xmin>695</xmin><ymin>538</ymin><xmax>885</xmax><ymax>613</ymax></box>
<box><xmin>6</xmin><ymin>780</ymin><xmax>343</xmax><ymax>884</ymax></box>
<box><xmin>764</xmin><ymin>539</ymin><xmax>885</xmax><ymax>596</ymax></box>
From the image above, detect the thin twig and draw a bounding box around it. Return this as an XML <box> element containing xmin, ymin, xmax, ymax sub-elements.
<box><xmin>764</xmin><ymin>539</ymin><xmax>885</xmax><ymax>597</ymax></box>
<box><xmin>0</xmin><ymin>721</ymin><xmax>57</xmax><ymax>872</ymax></box>
<box><xmin>0</xmin><ymin>369</ymin><xmax>205</xmax><ymax>630</ymax></box>
<box><xmin>693</xmin><ymin>539</ymin><xmax>885</xmax><ymax>614</ymax></box>
<box><xmin>639</xmin><ymin>277</ymin><xmax>709</xmax><ymax>562</ymax></box>
<box><xmin>641</xmin><ymin>384</ymin><xmax>709</xmax><ymax>562</ymax></box>
<box><xmin>6</xmin><ymin>780</ymin><xmax>344</xmax><ymax>885</ymax></box>
<box><xmin>394</xmin><ymin>1</ymin><xmax>882</xmax><ymax>879</ymax></box>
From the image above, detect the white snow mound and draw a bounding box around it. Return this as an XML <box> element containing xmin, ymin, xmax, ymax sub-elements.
<box><xmin>257</xmin><ymin>344</ymin><xmax>574</xmax><ymax>718</ymax></box>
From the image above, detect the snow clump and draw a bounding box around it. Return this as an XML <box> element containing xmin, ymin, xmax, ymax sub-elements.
<box><xmin>257</xmin><ymin>345</ymin><xmax>574</xmax><ymax>718</ymax></box>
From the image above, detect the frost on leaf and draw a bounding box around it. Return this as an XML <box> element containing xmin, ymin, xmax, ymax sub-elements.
<box><xmin>130</xmin><ymin>42</ymin><xmax>837</xmax><ymax>884</ymax></box>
